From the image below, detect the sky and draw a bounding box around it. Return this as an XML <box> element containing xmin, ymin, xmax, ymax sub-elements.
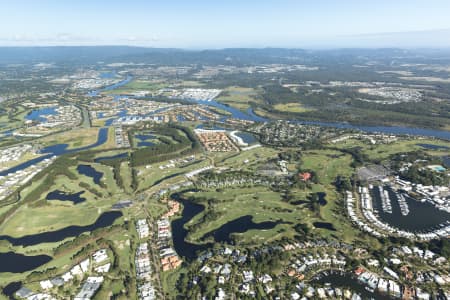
<box><xmin>1</xmin><ymin>0</ymin><xmax>450</xmax><ymax>48</ymax></box>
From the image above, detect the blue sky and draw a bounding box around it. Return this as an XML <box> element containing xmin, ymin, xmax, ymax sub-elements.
<box><xmin>1</xmin><ymin>0</ymin><xmax>450</xmax><ymax>48</ymax></box>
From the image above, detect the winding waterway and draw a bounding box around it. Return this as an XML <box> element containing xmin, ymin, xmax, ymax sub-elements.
<box><xmin>170</xmin><ymin>195</ymin><xmax>211</xmax><ymax>260</ymax></box>
<box><xmin>86</xmin><ymin>75</ymin><xmax>450</xmax><ymax>140</ymax></box>
<box><xmin>0</xmin><ymin>127</ymin><xmax>109</xmax><ymax>176</ymax></box>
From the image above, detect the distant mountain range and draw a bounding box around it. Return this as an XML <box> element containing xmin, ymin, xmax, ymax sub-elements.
<box><xmin>1</xmin><ymin>46</ymin><xmax>450</xmax><ymax>65</ymax></box>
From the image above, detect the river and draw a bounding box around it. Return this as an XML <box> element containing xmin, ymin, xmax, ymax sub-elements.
<box><xmin>89</xmin><ymin>76</ymin><xmax>450</xmax><ymax>140</ymax></box>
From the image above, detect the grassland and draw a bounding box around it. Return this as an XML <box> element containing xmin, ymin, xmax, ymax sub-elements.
<box><xmin>273</xmin><ymin>102</ymin><xmax>313</xmax><ymax>113</ymax></box>
<box><xmin>215</xmin><ymin>86</ymin><xmax>261</xmax><ymax>110</ymax></box>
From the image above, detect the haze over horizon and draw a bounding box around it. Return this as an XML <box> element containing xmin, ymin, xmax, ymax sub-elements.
<box><xmin>1</xmin><ymin>0</ymin><xmax>450</xmax><ymax>49</ymax></box>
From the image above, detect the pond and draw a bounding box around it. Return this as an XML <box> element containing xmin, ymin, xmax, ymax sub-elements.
<box><xmin>46</xmin><ymin>190</ymin><xmax>86</xmax><ymax>204</ymax></box>
<box><xmin>2</xmin><ymin>281</ymin><xmax>21</xmax><ymax>299</ymax></box>
<box><xmin>313</xmin><ymin>222</ymin><xmax>336</xmax><ymax>231</ymax></box>
<box><xmin>135</xmin><ymin>133</ymin><xmax>156</xmax><ymax>147</ymax></box>
<box><xmin>94</xmin><ymin>152</ymin><xmax>128</xmax><ymax>163</ymax></box>
<box><xmin>0</xmin><ymin>252</ymin><xmax>52</xmax><ymax>273</ymax></box>
<box><xmin>99</xmin><ymin>71</ymin><xmax>117</xmax><ymax>79</ymax></box>
<box><xmin>0</xmin><ymin>211</ymin><xmax>122</xmax><ymax>247</ymax></box>
<box><xmin>310</xmin><ymin>271</ymin><xmax>390</xmax><ymax>300</ymax></box>
<box><xmin>234</xmin><ymin>132</ymin><xmax>258</xmax><ymax>145</ymax></box>
<box><xmin>317</xmin><ymin>192</ymin><xmax>328</xmax><ymax>206</ymax></box>
<box><xmin>77</xmin><ymin>164</ymin><xmax>103</xmax><ymax>185</ymax></box>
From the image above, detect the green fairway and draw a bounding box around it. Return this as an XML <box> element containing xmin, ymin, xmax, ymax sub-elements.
<box><xmin>301</xmin><ymin>150</ymin><xmax>354</xmax><ymax>185</ymax></box>
<box><xmin>332</xmin><ymin>138</ymin><xmax>450</xmax><ymax>160</ymax></box>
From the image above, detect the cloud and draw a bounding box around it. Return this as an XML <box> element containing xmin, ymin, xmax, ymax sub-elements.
<box><xmin>0</xmin><ymin>33</ymin><xmax>163</xmax><ymax>46</ymax></box>
<box><xmin>332</xmin><ymin>28</ymin><xmax>450</xmax><ymax>48</ymax></box>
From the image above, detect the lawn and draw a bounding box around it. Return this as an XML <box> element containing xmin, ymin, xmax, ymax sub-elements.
<box><xmin>301</xmin><ymin>150</ymin><xmax>354</xmax><ymax>185</ymax></box>
<box><xmin>120</xmin><ymin>161</ymin><xmax>133</xmax><ymax>194</ymax></box>
<box><xmin>136</xmin><ymin>158</ymin><xmax>209</xmax><ymax>192</ymax></box>
<box><xmin>332</xmin><ymin>138</ymin><xmax>450</xmax><ymax>161</ymax></box>
<box><xmin>0</xmin><ymin>163</ymin><xmax>123</xmax><ymax>237</ymax></box>
<box><xmin>181</xmin><ymin>187</ymin><xmax>302</xmax><ymax>243</ymax></box>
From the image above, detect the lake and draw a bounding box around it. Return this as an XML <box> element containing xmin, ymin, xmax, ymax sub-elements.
<box><xmin>203</xmin><ymin>215</ymin><xmax>283</xmax><ymax>243</ymax></box>
<box><xmin>26</xmin><ymin>107</ymin><xmax>57</xmax><ymax>122</ymax></box>
<box><xmin>0</xmin><ymin>211</ymin><xmax>122</xmax><ymax>247</ymax></box>
<box><xmin>171</xmin><ymin>192</ymin><xmax>289</xmax><ymax>260</ymax></box>
<box><xmin>313</xmin><ymin>222</ymin><xmax>336</xmax><ymax>231</ymax></box>
<box><xmin>170</xmin><ymin>194</ymin><xmax>211</xmax><ymax>260</ymax></box>
<box><xmin>234</xmin><ymin>131</ymin><xmax>258</xmax><ymax>145</ymax></box>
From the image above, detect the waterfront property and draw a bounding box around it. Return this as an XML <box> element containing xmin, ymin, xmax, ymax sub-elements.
<box><xmin>195</xmin><ymin>129</ymin><xmax>239</xmax><ymax>152</ymax></box>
